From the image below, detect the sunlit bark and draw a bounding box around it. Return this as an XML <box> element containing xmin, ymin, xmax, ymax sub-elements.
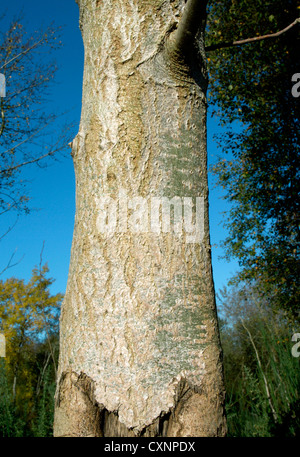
<box><xmin>54</xmin><ymin>0</ymin><xmax>226</xmax><ymax>437</ymax></box>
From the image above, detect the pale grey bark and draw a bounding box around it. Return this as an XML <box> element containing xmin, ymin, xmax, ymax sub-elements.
<box><xmin>54</xmin><ymin>0</ymin><xmax>226</xmax><ymax>437</ymax></box>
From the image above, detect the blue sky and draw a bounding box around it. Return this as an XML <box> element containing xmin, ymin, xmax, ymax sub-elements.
<box><xmin>0</xmin><ymin>0</ymin><xmax>239</xmax><ymax>299</ymax></box>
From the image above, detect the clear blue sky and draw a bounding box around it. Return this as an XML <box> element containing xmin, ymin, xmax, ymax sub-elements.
<box><xmin>0</xmin><ymin>0</ymin><xmax>239</xmax><ymax>299</ymax></box>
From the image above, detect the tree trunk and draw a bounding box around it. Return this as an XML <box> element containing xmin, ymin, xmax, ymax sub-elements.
<box><xmin>54</xmin><ymin>0</ymin><xmax>226</xmax><ymax>437</ymax></box>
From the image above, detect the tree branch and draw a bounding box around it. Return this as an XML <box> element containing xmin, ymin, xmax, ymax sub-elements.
<box><xmin>206</xmin><ymin>17</ymin><xmax>300</xmax><ymax>52</ymax></box>
<box><xmin>38</xmin><ymin>241</ymin><xmax>58</xmax><ymax>380</ymax></box>
<box><xmin>170</xmin><ymin>0</ymin><xmax>207</xmax><ymax>56</ymax></box>
<box><xmin>0</xmin><ymin>38</ymin><xmax>43</xmax><ymax>71</ymax></box>
<box><xmin>240</xmin><ymin>319</ymin><xmax>278</xmax><ymax>424</ymax></box>
<box><xmin>0</xmin><ymin>249</ymin><xmax>24</xmax><ymax>277</ymax></box>
<box><xmin>0</xmin><ymin>216</ymin><xmax>18</xmax><ymax>242</ymax></box>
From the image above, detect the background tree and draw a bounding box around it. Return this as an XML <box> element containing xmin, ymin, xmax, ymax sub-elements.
<box><xmin>218</xmin><ymin>281</ymin><xmax>300</xmax><ymax>437</ymax></box>
<box><xmin>0</xmin><ymin>14</ymin><xmax>73</xmax><ymax>218</ymax></box>
<box><xmin>205</xmin><ymin>0</ymin><xmax>300</xmax><ymax>318</ymax></box>
<box><xmin>0</xmin><ymin>264</ymin><xmax>61</xmax><ymax>436</ymax></box>
<box><xmin>0</xmin><ymin>13</ymin><xmax>75</xmax><ymax>277</ymax></box>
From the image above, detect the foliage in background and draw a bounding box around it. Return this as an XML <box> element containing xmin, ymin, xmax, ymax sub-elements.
<box><xmin>218</xmin><ymin>281</ymin><xmax>300</xmax><ymax>436</ymax></box>
<box><xmin>1</xmin><ymin>268</ymin><xmax>299</xmax><ymax>437</ymax></box>
<box><xmin>206</xmin><ymin>0</ymin><xmax>300</xmax><ymax>318</ymax></box>
<box><xmin>0</xmin><ymin>265</ymin><xmax>61</xmax><ymax>436</ymax></box>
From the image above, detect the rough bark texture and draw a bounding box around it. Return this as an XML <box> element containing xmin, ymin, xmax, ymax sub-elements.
<box><xmin>54</xmin><ymin>0</ymin><xmax>226</xmax><ymax>437</ymax></box>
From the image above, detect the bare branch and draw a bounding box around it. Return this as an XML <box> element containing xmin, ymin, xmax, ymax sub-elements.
<box><xmin>0</xmin><ymin>18</ymin><xmax>72</xmax><ymax>220</ymax></box>
<box><xmin>0</xmin><ymin>191</ymin><xmax>23</xmax><ymax>216</ymax></box>
<box><xmin>0</xmin><ymin>98</ymin><xmax>5</xmax><ymax>137</ymax></box>
<box><xmin>0</xmin><ymin>216</ymin><xmax>18</xmax><ymax>242</ymax></box>
<box><xmin>38</xmin><ymin>241</ymin><xmax>58</xmax><ymax>379</ymax></box>
<box><xmin>0</xmin><ymin>38</ymin><xmax>43</xmax><ymax>71</ymax></box>
<box><xmin>240</xmin><ymin>319</ymin><xmax>278</xmax><ymax>424</ymax></box>
<box><xmin>0</xmin><ymin>117</ymin><xmax>74</xmax><ymax>176</ymax></box>
<box><xmin>39</xmin><ymin>240</ymin><xmax>45</xmax><ymax>273</ymax></box>
<box><xmin>169</xmin><ymin>0</ymin><xmax>207</xmax><ymax>56</ymax></box>
<box><xmin>0</xmin><ymin>118</ymin><xmax>55</xmax><ymax>158</ymax></box>
<box><xmin>206</xmin><ymin>17</ymin><xmax>300</xmax><ymax>52</ymax></box>
<box><xmin>0</xmin><ymin>249</ymin><xmax>24</xmax><ymax>276</ymax></box>
<box><xmin>1</xmin><ymin>149</ymin><xmax>56</xmax><ymax>175</ymax></box>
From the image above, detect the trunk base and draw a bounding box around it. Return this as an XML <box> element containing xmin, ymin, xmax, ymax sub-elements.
<box><xmin>54</xmin><ymin>371</ymin><xmax>226</xmax><ymax>437</ymax></box>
